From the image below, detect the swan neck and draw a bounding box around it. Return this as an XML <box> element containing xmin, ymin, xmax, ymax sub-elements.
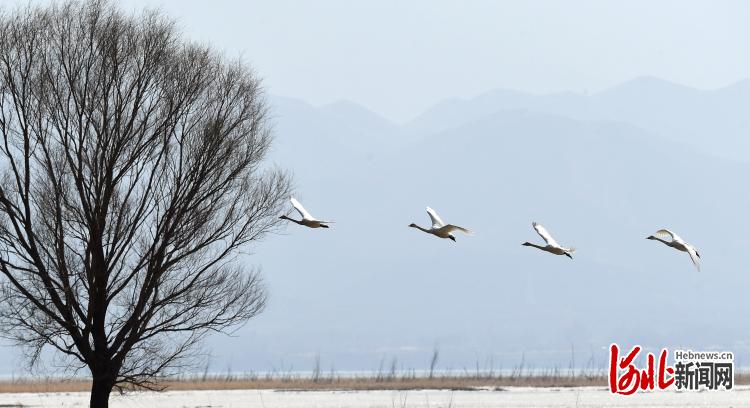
<box><xmin>412</xmin><ymin>224</ymin><xmax>431</xmax><ymax>233</ymax></box>
<box><xmin>281</xmin><ymin>215</ymin><xmax>303</xmax><ymax>225</ymax></box>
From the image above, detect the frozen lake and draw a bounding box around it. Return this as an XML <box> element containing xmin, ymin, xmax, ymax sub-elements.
<box><xmin>1</xmin><ymin>386</ymin><xmax>748</xmax><ymax>407</ymax></box>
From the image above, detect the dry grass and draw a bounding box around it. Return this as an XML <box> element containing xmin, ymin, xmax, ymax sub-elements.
<box><xmin>157</xmin><ymin>375</ymin><xmax>609</xmax><ymax>391</ymax></box>
<box><xmin>0</xmin><ymin>379</ymin><xmax>90</xmax><ymax>393</ymax></box>
<box><xmin>0</xmin><ymin>372</ymin><xmax>749</xmax><ymax>393</ymax></box>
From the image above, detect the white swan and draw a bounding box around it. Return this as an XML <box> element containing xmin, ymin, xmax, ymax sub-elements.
<box><xmin>409</xmin><ymin>207</ymin><xmax>472</xmax><ymax>242</ymax></box>
<box><xmin>646</xmin><ymin>229</ymin><xmax>700</xmax><ymax>271</ymax></box>
<box><xmin>279</xmin><ymin>197</ymin><xmax>332</xmax><ymax>229</ymax></box>
<box><xmin>522</xmin><ymin>222</ymin><xmax>575</xmax><ymax>259</ymax></box>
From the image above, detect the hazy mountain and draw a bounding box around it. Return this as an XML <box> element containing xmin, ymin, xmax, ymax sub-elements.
<box><xmin>3</xmin><ymin>79</ymin><xmax>745</xmax><ymax>376</ymax></box>
<box><xmin>406</xmin><ymin>77</ymin><xmax>750</xmax><ymax>162</ymax></box>
<box><xmin>193</xmin><ymin>81</ymin><xmax>750</xmax><ymax>375</ymax></box>
<box><xmin>268</xmin><ymin>96</ymin><xmax>409</xmax><ymax>182</ymax></box>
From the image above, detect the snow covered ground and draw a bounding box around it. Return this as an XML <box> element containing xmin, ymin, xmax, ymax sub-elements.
<box><xmin>1</xmin><ymin>386</ymin><xmax>749</xmax><ymax>407</ymax></box>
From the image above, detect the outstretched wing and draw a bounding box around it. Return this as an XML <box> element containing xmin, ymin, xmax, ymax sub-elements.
<box><xmin>290</xmin><ymin>197</ymin><xmax>315</xmax><ymax>220</ymax></box>
<box><xmin>654</xmin><ymin>229</ymin><xmax>678</xmax><ymax>242</ymax></box>
<box><xmin>533</xmin><ymin>222</ymin><xmax>559</xmax><ymax>247</ymax></box>
<box><xmin>686</xmin><ymin>245</ymin><xmax>700</xmax><ymax>272</ymax></box>
<box><xmin>426</xmin><ymin>207</ymin><xmax>445</xmax><ymax>228</ymax></box>
<box><xmin>444</xmin><ymin>225</ymin><xmax>472</xmax><ymax>236</ymax></box>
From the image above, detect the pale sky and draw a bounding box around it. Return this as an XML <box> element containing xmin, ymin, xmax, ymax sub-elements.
<box><xmin>1</xmin><ymin>0</ymin><xmax>750</xmax><ymax>374</ymax></box>
<box><xmin>4</xmin><ymin>0</ymin><xmax>749</xmax><ymax>122</ymax></box>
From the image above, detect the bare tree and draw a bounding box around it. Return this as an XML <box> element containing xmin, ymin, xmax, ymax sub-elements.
<box><xmin>0</xmin><ymin>1</ymin><xmax>290</xmax><ymax>406</ymax></box>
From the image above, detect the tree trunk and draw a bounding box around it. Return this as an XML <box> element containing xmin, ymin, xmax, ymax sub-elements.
<box><xmin>89</xmin><ymin>375</ymin><xmax>114</xmax><ymax>408</ymax></box>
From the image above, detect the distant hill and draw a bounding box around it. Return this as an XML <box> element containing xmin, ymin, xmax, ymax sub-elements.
<box><xmin>406</xmin><ymin>77</ymin><xmax>750</xmax><ymax>161</ymax></box>
<box><xmin>194</xmin><ymin>78</ymin><xmax>750</xmax><ymax>375</ymax></box>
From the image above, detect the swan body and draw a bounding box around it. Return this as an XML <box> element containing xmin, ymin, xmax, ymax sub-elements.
<box><xmin>280</xmin><ymin>197</ymin><xmax>332</xmax><ymax>229</ymax></box>
<box><xmin>522</xmin><ymin>222</ymin><xmax>575</xmax><ymax>259</ymax></box>
<box><xmin>409</xmin><ymin>207</ymin><xmax>472</xmax><ymax>242</ymax></box>
<box><xmin>647</xmin><ymin>229</ymin><xmax>700</xmax><ymax>271</ymax></box>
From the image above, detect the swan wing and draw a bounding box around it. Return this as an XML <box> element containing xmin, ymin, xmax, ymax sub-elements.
<box><xmin>290</xmin><ymin>197</ymin><xmax>316</xmax><ymax>220</ymax></box>
<box><xmin>686</xmin><ymin>245</ymin><xmax>700</xmax><ymax>271</ymax></box>
<box><xmin>444</xmin><ymin>225</ymin><xmax>472</xmax><ymax>235</ymax></box>
<box><xmin>654</xmin><ymin>229</ymin><xmax>678</xmax><ymax>242</ymax></box>
<box><xmin>533</xmin><ymin>222</ymin><xmax>560</xmax><ymax>247</ymax></box>
<box><xmin>426</xmin><ymin>207</ymin><xmax>446</xmax><ymax>228</ymax></box>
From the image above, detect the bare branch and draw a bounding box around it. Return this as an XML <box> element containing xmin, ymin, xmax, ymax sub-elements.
<box><xmin>0</xmin><ymin>1</ymin><xmax>290</xmax><ymax>405</ymax></box>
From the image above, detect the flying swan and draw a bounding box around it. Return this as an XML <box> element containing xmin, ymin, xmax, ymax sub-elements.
<box><xmin>522</xmin><ymin>222</ymin><xmax>575</xmax><ymax>259</ymax></box>
<box><xmin>409</xmin><ymin>207</ymin><xmax>472</xmax><ymax>242</ymax></box>
<box><xmin>279</xmin><ymin>197</ymin><xmax>332</xmax><ymax>229</ymax></box>
<box><xmin>646</xmin><ymin>229</ymin><xmax>700</xmax><ymax>271</ymax></box>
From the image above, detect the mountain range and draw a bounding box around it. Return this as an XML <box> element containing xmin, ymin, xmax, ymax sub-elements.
<box><xmin>3</xmin><ymin>77</ymin><xmax>746</xmax><ymax>375</ymax></box>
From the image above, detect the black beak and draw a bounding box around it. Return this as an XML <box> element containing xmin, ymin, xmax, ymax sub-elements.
<box><xmin>448</xmin><ymin>236</ymin><xmax>456</xmax><ymax>242</ymax></box>
<box><xmin>565</xmin><ymin>253</ymin><xmax>573</xmax><ymax>259</ymax></box>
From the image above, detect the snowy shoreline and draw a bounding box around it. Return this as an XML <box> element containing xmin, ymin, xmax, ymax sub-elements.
<box><xmin>0</xmin><ymin>386</ymin><xmax>747</xmax><ymax>408</ymax></box>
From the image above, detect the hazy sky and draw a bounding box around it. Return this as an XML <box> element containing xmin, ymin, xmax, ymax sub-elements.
<box><xmin>3</xmin><ymin>1</ymin><xmax>749</xmax><ymax>121</ymax></box>
<box><xmin>0</xmin><ymin>0</ymin><xmax>749</xmax><ymax>375</ymax></box>
<box><xmin>122</xmin><ymin>0</ymin><xmax>749</xmax><ymax>122</ymax></box>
